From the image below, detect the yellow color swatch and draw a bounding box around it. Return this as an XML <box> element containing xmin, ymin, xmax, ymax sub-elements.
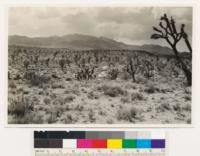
<box><xmin>107</xmin><ymin>139</ymin><xmax>122</xmax><ymax>148</ymax></box>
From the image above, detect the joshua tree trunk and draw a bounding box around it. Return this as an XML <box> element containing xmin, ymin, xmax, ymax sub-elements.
<box><xmin>129</xmin><ymin>58</ymin><xmax>136</xmax><ymax>82</ymax></box>
<box><xmin>172</xmin><ymin>47</ymin><xmax>192</xmax><ymax>86</ymax></box>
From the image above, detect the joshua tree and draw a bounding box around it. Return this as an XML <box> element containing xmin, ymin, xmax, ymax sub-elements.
<box><xmin>23</xmin><ymin>59</ymin><xmax>30</xmax><ymax>70</ymax></box>
<box><xmin>126</xmin><ymin>54</ymin><xmax>140</xmax><ymax>82</ymax></box>
<box><xmin>59</xmin><ymin>58</ymin><xmax>65</xmax><ymax>71</ymax></box>
<box><xmin>143</xmin><ymin>60</ymin><xmax>154</xmax><ymax>79</ymax></box>
<box><xmin>151</xmin><ymin>14</ymin><xmax>192</xmax><ymax>86</ymax></box>
<box><xmin>45</xmin><ymin>58</ymin><xmax>50</xmax><ymax>67</ymax></box>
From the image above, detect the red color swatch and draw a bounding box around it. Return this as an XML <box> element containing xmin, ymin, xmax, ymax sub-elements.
<box><xmin>92</xmin><ymin>139</ymin><xmax>107</xmax><ymax>148</ymax></box>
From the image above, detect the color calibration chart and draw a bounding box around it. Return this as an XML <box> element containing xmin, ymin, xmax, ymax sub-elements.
<box><xmin>34</xmin><ymin>131</ymin><xmax>166</xmax><ymax>156</ymax></box>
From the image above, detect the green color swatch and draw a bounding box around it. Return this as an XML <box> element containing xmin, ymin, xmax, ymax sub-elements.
<box><xmin>122</xmin><ymin>139</ymin><xmax>136</xmax><ymax>148</ymax></box>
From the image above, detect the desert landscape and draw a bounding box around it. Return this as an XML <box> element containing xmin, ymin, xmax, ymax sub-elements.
<box><xmin>8</xmin><ymin>7</ymin><xmax>192</xmax><ymax>124</ymax></box>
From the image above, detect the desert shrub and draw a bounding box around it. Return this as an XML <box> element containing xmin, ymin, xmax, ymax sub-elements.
<box><xmin>103</xmin><ymin>86</ymin><xmax>125</xmax><ymax>97</ymax></box>
<box><xmin>14</xmin><ymin>74</ymin><xmax>22</xmax><ymax>81</ymax></box>
<box><xmin>173</xmin><ymin>103</ymin><xmax>181</xmax><ymax>112</ymax></box>
<box><xmin>8</xmin><ymin>71</ymin><xmax>11</xmax><ymax>80</ymax></box>
<box><xmin>8</xmin><ymin>102</ymin><xmax>25</xmax><ymax>117</ymax></box>
<box><xmin>120</xmin><ymin>97</ymin><xmax>130</xmax><ymax>103</ymax></box>
<box><xmin>64</xmin><ymin>87</ymin><xmax>80</xmax><ymax>96</ymax></box>
<box><xmin>97</xmin><ymin>84</ymin><xmax>109</xmax><ymax>92</ymax></box>
<box><xmin>144</xmin><ymin>82</ymin><xmax>159</xmax><ymax>94</ymax></box>
<box><xmin>187</xmin><ymin>118</ymin><xmax>191</xmax><ymax>124</ymax></box>
<box><xmin>108</xmin><ymin>68</ymin><xmax>119</xmax><ymax>80</ymax></box>
<box><xmin>43</xmin><ymin>97</ymin><xmax>51</xmax><ymax>105</ymax></box>
<box><xmin>8</xmin><ymin>96</ymin><xmax>34</xmax><ymax>117</ymax></box>
<box><xmin>184</xmin><ymin>95</ymin><xmax>191</xmax><ymax>101</ymax></box>
<box><xmin>121</xmin><ymin>71</ymin><xmax>131</xmax><ymax>80</ymax></box>
<box><xmin>53</xmin><ymin>98</ymin><xmax>65</xmax><ymax>106</ymax></box>
<box><xmin>54</xmin><ymin>105</ymin><xmax>64</xmax><ymax>117</ymax></box>
<box><xmin>24</xmin><ymin>71</ymin><xmax>51</xmax><ymax>87</ymax></box>
<box><xmin>131</xmin><ymin>92</ymin><xmax>145</xmax><ymax>101</ymax></box>
<box><xmin>32</xmin><ymin>115</ymin><xmax>44</xmax><ymax>124</ymax></box>
<box><xmin>8</xmin><ymin>115</ymin><xmax>31</xmax><ymax>124</ymax></box>
<box><xmin>182</xmin><ymin>104</ymin><xmax>191</xmax><ymax>112</ymax></box>
<box><xmin>106</xmin><ymin>119</ymin><xmax>114</xmax><ymax>124</ymax></box>
<box><xmin>52</xmin><ymin>74</ymin><xmax>60</xmax><ymax>79</ymax></box>
<box><xmin>146</xmin><ymin>107</ymin><xmax>152</xmax><ymax>112</ymax></box>
<box><xmin>64</xmin><ymin>114</ymin><xmax>73</xmax><ymax>124</ymax></box>
<box><xmin>87</xmin><ymin>91</ymin><xmax>99</xmax><ymax>99</ymax></box>
<box><xmin>117</xmin><ymin>107</ymin><xmax>142</xmax><ymax>122</ymax></box>
<box><xmin>136</xmin><ymin>75</ymin><xmax>147</xmax><ymax>84</ymax></box>
<box><xmin>16</xmin><ymin>88</ymin><xmax>23</xmax><ymax>94</ymax></box>
<box><xmin>47</xmin><ymin>113</ymin><xmax>57</xmax><ymax>124</ymax></box>
<box><xmin>156</xmin><ymin>103</ymin><xmax>171</xmax><ymax>113</ymax></box>
<box><xmin>88</xmin><ymin>109</ymin><xmax>96</xmax><ymax>122</ymax></box>
<box><xmin>51</xmin><ymin>82</ymin><xmax>65</xmax><ymax>89</ymax></box>
<box><xmin>9</xmin><ymin>81</ymin><xmax>16</xmax><ymax>89</ymax></box>
<box><xmin>64</xmin><ymin>94</ymin><xmax>75</xmax><ymax>103</ymax></box>
<box><xmin>74</xmin><ymin>105</ymin><xmax>84</xmax><ymax>112</ymax></box>
<box><xmin>50</xmin><ymin>93</ymin><xmax>57</xmax><ymax>99</ymax></box>
<box><xmin>23</xmin><ymin>90</ymin><xmax>29</xmax><ymax>94</ymax></box>
<box><xmin>38</xmin><ymin>91</ymin><xmax>44</xmax><ymax>95</ymax></box>
<box><xmin>64</xmin><ymin>105</ymin><xmax>71</xmax><ymax>111</ymax></box>
<box><xmin>11</xmin><ymin>91</ymin><xmax>16</xmax><ymax>95</ymax></box>
<box><xmin>81</xmin><ymin>88</ymin><xmax>87</xmax><ymax>93</ymax></box>
<box><xmin>185</xmin><ymin>87</ymin><xmax>191</xmax><ymax>94</ymax></box>
<box><xmin>98</xmin><ymin>110</ymin><xmax>106</xmax><ymax>116</ymax></box>
<box><xmin>160</xmin><ymin>87</ymin><xmax>173</xmax><ymax>93</ymax></box>
<box><xmin>66</xmin><ymin>77</ymin><xmax>72</xmax><ymax>81</ymax></box>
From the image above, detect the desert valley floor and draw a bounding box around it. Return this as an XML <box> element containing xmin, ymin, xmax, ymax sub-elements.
<box><xmin>8</xmin><ymin>46</ymin><xmax>191</xmax><ymax>124</ymax></box>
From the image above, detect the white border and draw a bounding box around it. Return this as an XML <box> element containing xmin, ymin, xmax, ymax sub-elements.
<box><xmin>3</xmin><ymin>0</ymin><xmax>199</xmax><ymax>128</ymax></box>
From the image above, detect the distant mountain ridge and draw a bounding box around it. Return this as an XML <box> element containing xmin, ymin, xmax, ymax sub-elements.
<box><xmin>9</xmin><ymin>34</ymin><xmax>176</xmax><ymax>56</ymax></box>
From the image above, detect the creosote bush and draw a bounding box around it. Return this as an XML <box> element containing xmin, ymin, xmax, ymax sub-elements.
<box><xmin>117</xmin><ymin>107</ymin><xmax>142</xmax><ymax>122</ymax></box>
<box><xmin>8</xmin><ymin>95</ymin><xmax>34</xmax><ymax>117</ymax></box>
<box><xmin>145</xmin><ymin>82</ymin><xmax>159</xmax><ymax>94</ymax></box>
<box><xmin>131</xmin><ymin>92</ymin><xmax>145</xmax><ymax>101</ymax></box>
<box><xmin>100</xmin><ymin>85</ymin><xmax>125</xmax><ymax>97</ymax></box>
<box><xmin>24</xmin><ymin>71</ymin><xmax>51</xmax><ymax>87</ymax></box>
<box><xmin>64</xmin><ymin>94</ymin><xmax>76</xmax><ymax>103</ymax></box>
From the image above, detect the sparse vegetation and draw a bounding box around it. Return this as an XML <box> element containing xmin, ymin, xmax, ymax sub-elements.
<box><xmin>8</xmin><ymin>41</ymin><xmax>191</xmax><ymax>124</ymax></box>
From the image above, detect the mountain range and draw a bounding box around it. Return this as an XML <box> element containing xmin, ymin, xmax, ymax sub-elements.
<box><xmin>9</xmin><ymin>34</ymin><xmax>177</xmax><ymax>56</ymax></box>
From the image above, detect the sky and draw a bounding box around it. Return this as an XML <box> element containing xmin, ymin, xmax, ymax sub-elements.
<box><xmin>9</xmin><ymin>7</ymin><xmax>192</xmax><ymax>51</ymax></box>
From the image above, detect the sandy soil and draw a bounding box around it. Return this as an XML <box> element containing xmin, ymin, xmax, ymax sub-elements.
<box><xmin>8</xmin><ymin>60</ymin><xmax>191</xmax><ymax>124</ymax></box>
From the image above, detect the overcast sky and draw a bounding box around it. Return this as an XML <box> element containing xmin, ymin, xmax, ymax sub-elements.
<box><xmin>9</xmin><ymin>7</ymin><xmax>192</xmax><ymax>51</ymax></box>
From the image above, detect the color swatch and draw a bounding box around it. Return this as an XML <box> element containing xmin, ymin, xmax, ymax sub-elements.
<box><xmin>34</xmin><ymin>131</ymin><xmax>166</xmax><ymax>149</ymax></box>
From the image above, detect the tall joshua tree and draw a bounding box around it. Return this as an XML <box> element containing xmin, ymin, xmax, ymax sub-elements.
<box><xmin>151</xmin><ymin>14</ymin><xmax>192</xmax><ymax>86</ymax></box>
